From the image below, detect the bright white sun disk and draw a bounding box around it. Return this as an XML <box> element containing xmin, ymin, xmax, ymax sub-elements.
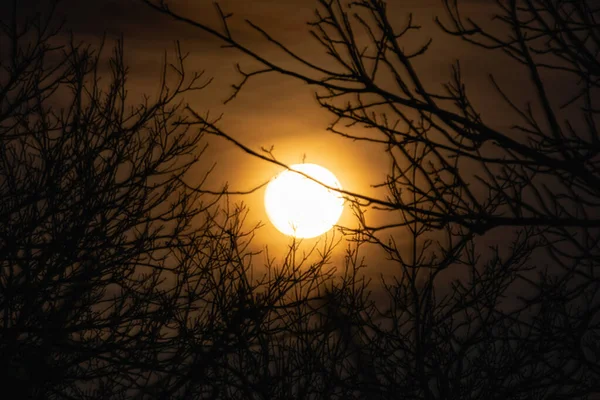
<box><xmin>264</xmin><ymin>164</ymin><xmax>344</xmax><ymax>239</ymax></box>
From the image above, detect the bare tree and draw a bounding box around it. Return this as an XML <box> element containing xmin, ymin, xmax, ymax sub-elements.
<box><xmin>142</xmin><ymin>0</ymin><xmax>600</xmax><ymax>398</ymax></box>
<box><xmin>0</xmin><ymin>0</ymin><xmax>212</xmax><ymax>395</ymax></box>
<box><xmin>0</xmin><ymin>2</ymin><xmax>367</xmax><ymax>399</ymax></box>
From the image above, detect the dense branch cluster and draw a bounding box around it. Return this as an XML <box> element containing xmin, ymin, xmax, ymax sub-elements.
<box><xmin>1</xmin><ymin>0</ymin><xmax>599</xmax><ymax>399</ymax></box>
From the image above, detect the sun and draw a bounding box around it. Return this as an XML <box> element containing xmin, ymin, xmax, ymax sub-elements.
<box><xmin>264</xmin><ymin>163</ymin><xmax>344</xmax><ymax>239</ymax></box>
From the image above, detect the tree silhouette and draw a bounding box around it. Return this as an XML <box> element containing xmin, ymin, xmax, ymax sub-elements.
<box><xmin>142</xmin><ymin>0</ymin><xmax>600</xmax><ymax>399</ymax></box>
<box><xmin>1</xmin><ymin>2</ymin><xmax>365</xmax><ymax>398</ymax></box>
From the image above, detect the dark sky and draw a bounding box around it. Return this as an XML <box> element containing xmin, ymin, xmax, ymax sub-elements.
<box><xmin>15</xmin><ymin>0</ymin><xmax>548</xmax><ymax>278</ymax></box>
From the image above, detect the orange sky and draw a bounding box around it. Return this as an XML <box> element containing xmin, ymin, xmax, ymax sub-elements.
<box><xmin>16</xmin><ymin>0</ymin><xmax>563</xmax><ymax>278</ymax></box>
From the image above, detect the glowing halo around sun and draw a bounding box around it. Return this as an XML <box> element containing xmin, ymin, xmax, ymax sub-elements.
<box><xmin>264</xmin><ymin>163</ymin><xmax>344</xmax><ymax>239</ymax></box>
